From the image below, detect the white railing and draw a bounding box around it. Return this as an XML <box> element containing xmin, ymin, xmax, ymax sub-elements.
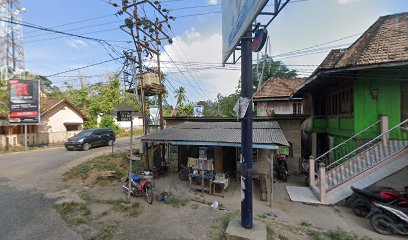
<box><xmin>315</xmin><ymin>119</ymin><xmax>381</xmax><ymax>164</ymax></box>
<box><xmin>326</xmin><ymin>118</ymin><xmax>408</xmax><ymax>170</ymax></box>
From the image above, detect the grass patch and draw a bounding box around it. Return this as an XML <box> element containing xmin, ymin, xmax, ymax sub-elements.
<box><xmin>96</xmin><ymin>199</ymin><xmax>142</xmax><ymax>217</ymax></box>
<box><xmin>325</xmin><ymin>227</ymin><xmax>365</xmax><ymax>240</ymax></box>
<box><xmin>210</xmin><ymin>212</ymin><xmax>237</xmax><ymax>240</ymax></box>
<box><xmin>56</xmin><ymin>202</ymin><xmax>91</xmax><ymax>226</ymax></box>
<box><xmin>91</xmin><ymin>222</ymin><xmax>117</xmax><ymax>240</ymax></box>
<box><xmin>278</xmin><ymin>235</ymin><xmax>288</xmax><ymax>240</ymax></box>
<box><xmin>191</xmin><ymin>203</ymin><xmax>199</xmax><ymax>209</ymax></box>
<box><xmin>308</xmin><ymin>230</ymin><xmax>325</xmax><ymax>240</ymax></box>
<box><xmin>63</xmin><ymin>152</ymin><xmax>128</xmax><ymax>184</ymax></box>
<box><xmin>300</xmin><ymin>219</ymin><xmax>312</xmax><ymax>227</ymax></box>
<box><xmin>266</xmin><ymin>224</ymin><xmax>275</xmax><ymax>240</ymax></box>
<box><xmin>168</xmin><ymin>197</ymin><xmax>189</xmax><ymax>208</ymax></box>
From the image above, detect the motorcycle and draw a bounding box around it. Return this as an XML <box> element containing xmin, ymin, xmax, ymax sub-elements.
<box><xmin>367</xmin><ymin>201</ymin><xmax>408</xmax><ymax>235</ymax></box>
<box><xmin>275</xmin><ymin>154</ymin><xmax>289</xmax><ymax>182</ymax></box>
<box><xmin>122</xmin><ymin>171</ymin><xmax>154</xmax><ymax>204</ymax></box>
<box><xmin>350</xmin><ymin>186</ymin><xmax>408</xmax><ymax>217</ymax></box>
<box><xmin>178</xmin><ymin>164</ymin><xmax>189</xmax><ymax>181</ymax></box>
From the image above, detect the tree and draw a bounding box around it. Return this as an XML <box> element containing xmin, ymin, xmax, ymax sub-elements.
<box><xmin>174</xmin><ymin>87</ymin><xmax>186</xmax><ymax>107</ymax></box>
<box><xmin>0</xmin><ymin>80</ymin><xmax>8</xmax><ymax>119</ymax></box>
<box><xmin>217</xmin><ymin>93</ymin><xmax>240</xmax><ymax>117</ymax></box>
<box><xmin>252</xmin><ymin>55</ymin><xmax>298</xmax><ymax>93</ymax></box>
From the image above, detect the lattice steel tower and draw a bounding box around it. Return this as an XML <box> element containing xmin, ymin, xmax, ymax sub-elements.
<box><xmin>0</xmin><ymin>0</ymin><xmax>25</xmax><ymax>79</ymax></box>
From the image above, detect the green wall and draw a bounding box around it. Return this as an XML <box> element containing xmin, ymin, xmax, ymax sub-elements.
<box><xmin>354</xmin><ymin>77</ymin><xmax>401</xmax><ymax>138</ymax></box>
<box><xmin>312</xmin><ymin>76</ymin><xmax>402</xmax><ymax>140</ymax></box>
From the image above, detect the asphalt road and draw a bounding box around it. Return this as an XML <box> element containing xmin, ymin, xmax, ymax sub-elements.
<box><xmin>0</xmin><ymin>138</ymin><xmax>136</xmax><ymax>240</ymax></box>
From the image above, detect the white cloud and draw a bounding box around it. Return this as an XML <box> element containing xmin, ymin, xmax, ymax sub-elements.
<box><xmin>157</xmin><ymin>32</ymin><xmax>241</xmax><ymax>102</ymax></box>
<box><xmin>337</xmin><ymin>0</ymin><xmax>360</xmax><ymax>4</ymax></box>
<box><xmin>208</xmin><ymin>0</ymin><xmax>219</xmax><ymax>5</ymax></box>
<box><xmin>183</xmin><ymin>27</ymin><xmax>201</xmax><ymax>42</ymax></box>
<box><xmin>66</xmin><ymin>39</ymin><xmax>88</xmax><ymax>49</ymax></box>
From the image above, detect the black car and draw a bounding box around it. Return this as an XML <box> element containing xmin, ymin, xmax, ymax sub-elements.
<box><xmin>64</xmin><ymin>128</ymin><xmax>116</xmax><ymax>151</ymax></box>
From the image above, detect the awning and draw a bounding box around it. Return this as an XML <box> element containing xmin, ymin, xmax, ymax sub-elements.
<box><xmin>141</xmin><ymin>121</ymin><xmax>289</xmax><ymax>149</ymax></box>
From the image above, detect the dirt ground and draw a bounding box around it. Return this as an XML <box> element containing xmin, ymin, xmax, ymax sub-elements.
<box><xmin>53</xmin><ymin>168</ymin><xmax>407</xmax><ymax>240</ymax></box>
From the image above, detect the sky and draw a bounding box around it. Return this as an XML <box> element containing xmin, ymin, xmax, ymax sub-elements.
<box><xmin>19</xmin><ymin>0</ymin><xmax>408</xmax><ymax>105</ymax></box>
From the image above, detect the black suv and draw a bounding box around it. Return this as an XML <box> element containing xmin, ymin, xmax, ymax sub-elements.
<box><xmin>65</xmin><ymin>128</ymin><xmax>116</xmax><ymax>151</ymax></box>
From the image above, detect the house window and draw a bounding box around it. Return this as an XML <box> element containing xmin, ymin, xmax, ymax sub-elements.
<box><xmin>66</xmin><ymin>125</ymin><xmax>79</xmax><ymax>131</ymax></box>
<box><xmin>314</xmin><ymin>83</ymin><xmax>353</xmax><ymax>117</ymax></box>
<box><xmin>293</xmin><ymin>103</ymin><xmax>302</xmax><ymax>114</ymax></box>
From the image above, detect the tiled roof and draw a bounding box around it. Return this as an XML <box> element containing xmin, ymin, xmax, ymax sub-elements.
<box><xmin>41</xmin><ymin>98</ymin><xmax>63</xmax><ymax>113</ymax></box>
<box><xmin>253</xmin><ymin>77</ymin><xmax>306</xmax><ymax>99</ymax></box>
<box><xmin>141</xmin><ymin>121</ymin><xmax>289</xmax><ymax>146</ymax></box>
<box><xmin>318</xmin><ymin>13</ymin><xmax>408</xmax><ymax>70</ymax></box>
<box><xmin>41</xmin><ymin>98</ymin><xmax>89</xmax><ymax>120</ymax></box>
<box><xmin>174</xmin><ymin>121</ymin><xmax>280</xmax><ymax>129</ymax></box>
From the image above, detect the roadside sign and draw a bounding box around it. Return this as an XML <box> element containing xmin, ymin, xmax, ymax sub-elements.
<box><xmin>8</xmin><ymin>79</ymin><xmax>40</xmax><ymax>125</ymax></box>
<box><xmin>253</xmin><ymin>28</ymin><xmax>268</xmax><ymax>52</ymax></box>
<box><xmin>117</xmin><ymin>111</ymin><xmax>132</xmax><ymax>122</ymax></box>
<box><xmin>222</xmin><ymin>0</ymin><xmax>268</xmax><ymax>64</ymax></box>
<box><xmin>193</xmin><ymin>105</ymin><xmax>203</xmax><ymax>117</ymax></box>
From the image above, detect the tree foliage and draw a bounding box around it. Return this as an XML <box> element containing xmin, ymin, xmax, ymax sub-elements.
<box><xmin>252</xmin><ymin>55</ymin><xmax>298</xmax><ymax>93</ymax></box>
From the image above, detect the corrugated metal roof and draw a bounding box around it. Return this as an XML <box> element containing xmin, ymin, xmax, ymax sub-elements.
<box><xmin>141</xmin><ymin>121</ymin><xmax>289</xmax><ymax>146</ymax></box>
<box><xmin>174</xmin><ymin>121</ymin><xmax>281</xmax><ymax>129</ymax></box>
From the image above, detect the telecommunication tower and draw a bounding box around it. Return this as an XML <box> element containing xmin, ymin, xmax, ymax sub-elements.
<box><xmin>0</xmin><ymin>0</ymin><xmax>25</xmax><ymax>79</ymax></box>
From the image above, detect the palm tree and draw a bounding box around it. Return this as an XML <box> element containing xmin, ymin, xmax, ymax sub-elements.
<box><xmin>174</xmin><ymin>87</ymin><xmax>186</xmax><ymax>107</ymax></box>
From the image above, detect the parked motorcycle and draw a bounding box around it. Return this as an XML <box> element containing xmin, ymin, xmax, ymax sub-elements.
<box><xmin>367</xmin><ymin>201</ymin><xmax>408</xmax><ymax>235</ymax></box>
<box><xmin>350</xmin><ymin>186</ymin><xmax>408</xmax><ymax>217</ymax></box>
<box><xmin>275</xmin><ymin>154</ymin><xmax>289</xmax><ymax>182</ymax></box>
<box><xmin>122</xmin><ymin>171</ymin><xmax>154</xmax><ymax>204</ymax></box>
<box><xmin>178</xmin><ymin>164</ymin><xmax>189</xmax><ymax>181</ymax></box>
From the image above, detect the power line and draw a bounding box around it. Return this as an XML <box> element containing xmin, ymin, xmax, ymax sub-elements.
<box><xmin>0</xmin><ymin>18</ymin><xmax>127</xmax><ymax>44</ymax></box>
<box><xmin>46</xmin><ymin>56</ymin><xmax>124</xmax><ymax>77</ymax></box>
<box><xmin>24</xmin><ymin>14</ymin><xmax>117</xmax><ymax>34</ymax></box>
<box><xmin>24</xmin><ymin>20</ymin><xmax>123</xmax><ymax>39</ymax></box>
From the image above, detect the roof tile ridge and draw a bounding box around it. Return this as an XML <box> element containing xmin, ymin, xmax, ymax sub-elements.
<box><xmin>254</xmin><ymin>77</ymin><xmax>277</xmax><ymax>97</ymax></box>
<box><xmin>276</xmin><ymin>77</ymin><xmax>296</xmax><ymax>94</ymax></box>
<box><xmin>338</xmin><ymin>16</ymin><xmax>386</xmax><ymax>67</ymax></box>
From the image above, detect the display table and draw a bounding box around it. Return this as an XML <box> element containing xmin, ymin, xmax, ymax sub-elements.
<box><xmin>189</xmin><ymin>174</ymin><xmax>213</xmax><ymax>193</ymax></box>
<box><xmin>188</xmin><ymin>158</ymin><xmax>214</xmax><ymax>193</ymax></box>
<box><xmin>211</xmin><ymin>178</ymin><xmax>229</xmax><ymax>197</ymax></box>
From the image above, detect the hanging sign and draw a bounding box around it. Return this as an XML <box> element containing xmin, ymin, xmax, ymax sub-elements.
<box><xmin>117</xmin><ymin>111</ymin><xmax>132</xmax><ymax>122</ymax></box>
<box><xmin>252</xmin><ymin>28</ymin><xmax>268</xmax><ymax>52</ymax></box>
<box><xmin>8</xmin><ymin>79</ymin><xmax>40</xmax><ymax>125</ymax></box>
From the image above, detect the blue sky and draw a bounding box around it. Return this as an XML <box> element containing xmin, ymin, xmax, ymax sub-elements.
<box><xmin>20</xmin><ymin>0</ymin><xmax>408</xmax><ymax>104</ymax></box>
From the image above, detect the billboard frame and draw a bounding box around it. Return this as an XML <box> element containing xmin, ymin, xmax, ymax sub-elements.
<box><xmin>222</xmin><ymin>0</ymin><xmax>269</xmax><ymax>65</ymax></box>
<box><xmin>8</xmin><ymin>79</ymin><xmax>41</xmax><ymax>125</ymax></box>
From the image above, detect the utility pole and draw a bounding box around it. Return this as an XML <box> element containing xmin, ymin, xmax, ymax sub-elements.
<box><xmin>241</xmin><ymin>31</ymin><xmax>253</xmax><ymax>229</ymax></box>
<box><xmin>155</xmin><ymin>18</ymin><xmax>164</xmax><ymax>130</ymax></box>
<box><xmin>110</xmin><ymin>0</ymin><xmax>174</xmax><ymax>168</ymax></box>
<box><xmin>132</xmin><ymin>1</ymin><xmax>147</xmax><ymax>136</ymax></box>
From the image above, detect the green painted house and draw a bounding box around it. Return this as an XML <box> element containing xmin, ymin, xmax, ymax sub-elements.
<box><xmin>288</xmin><ymin>13</ymin><xmax>408</xmax><ymax>204</ymax></box>
<box><xmin>294</xmin><ymin>12</ymin><xmax>408</xmax><ymax>161</ymax></box>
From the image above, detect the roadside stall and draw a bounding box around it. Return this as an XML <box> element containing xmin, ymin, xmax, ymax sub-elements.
<box><xmin>140</xmin><ymin>121</ymin><xmax>289</xmax><ymax>201</ymax></box>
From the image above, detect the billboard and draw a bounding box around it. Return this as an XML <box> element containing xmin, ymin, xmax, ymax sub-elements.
<box><xmin>8</xmin><ymin>79</ymin><xmax>40</xmax><ymax>124</ymax></box>
<box><xmin>222</xmin><ymin>0</ymin><xmax>269</xmax><ymax>64</ymax></box>
<box><xmin>193</xmin><ymin>105</ymin><xmax>203</xmax><ymax>117</ymax></box>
